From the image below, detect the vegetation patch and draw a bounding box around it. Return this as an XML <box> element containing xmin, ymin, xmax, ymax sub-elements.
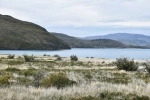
<box><xmin>7</xmin><ymin>54</ymin><xmax>15</xmax><ymax>59</ymax></box>
<box><xmin>70</xmin><ymin>92</ymin><xmax>150</xmax><ymax>100</ymax></box>
<box><xmin>23</xmin><ymin>55</ymin><xmax>35</xmax><ymax>62</ymax></box>
<box><xmin>0</xmin><ymin>74</ymin><xmax>11</xmax><ymax>86</ymax></box>
<box><xmin>40</xmin><ymin>73</ymin><xmax>76</xmax><ymax>89</ymax></box>
<box><xmin>19</xmin><ymin>68</ymin><xmax>37</xmax><ymax>77</ymax></box>
<box><xmin>70</xmin><ymin>55</ymin><xmax>78</xmax><ymax>61</ymax></box>
<box><xmin>7</xmin><ymin>60</ymin><xmax>24</xmax><ymax>65</ymax></box>
<box><xmin>5</xmin><ymin>67</ymin><xmax>20</xmax><ymax>72</ymax></box>
<box><xmin>116</xmin><ymin>58</ymin><xmax>138</xmax><ymax>71</ymax></box>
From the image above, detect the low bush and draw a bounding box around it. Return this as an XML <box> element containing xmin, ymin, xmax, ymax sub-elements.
<box><xmin>7</xmin><ymin>54</ymin><xmax>15</xmax><ymax>59</ymax></box>
<box><xmin>53</xmin><ymin>54</ymin><xmax>60</xmax><ymax>58</ymax></box>
<box><xmin>40</xmin><ymin>73</ymin><xmax>76</xmax><ymax>89</ymax></box>
<box><xmin>6</xmin><ymin>67</ymin><xmax>20</xmax><ymax>72</ymax></box>
<box><xmin>19</xmin><ymin>69</ymin><xmax>37</xmax><ymax>77</ymax></box>
<box><xmin>70</xmin><ymin>55</ymin><xmax>78</xmax><ymax>61</ymax></box>
<box><xmin>115</xmin><ymin>58</ymin><xmax>138</xmax><ymax>71</ymax></box>
<box><xmin>0</xmin><ymin>75</ymin><xmax>11</xmax><ymax>86</ymax></box>
<box><xmin>8</xmin><ymin>60</ymin><xmax>24</xmax><ymax>65</ymax></box>
<box><xmin>56</xmin><ymin>56</ymin><xmax>62</xmax><ymax>61</ymax></box>
<box><xmin>143</xmin><ymin>61</ymin><xmax>150</xmax><ymax>74</ymax></box>
<box><xmin>23</xmin><ymin>55</ymin><xmax>34</xmax><ymax>62</ymax></box>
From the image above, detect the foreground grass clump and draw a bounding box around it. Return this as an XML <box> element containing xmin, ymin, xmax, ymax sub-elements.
<box><xmin>116</xmin><ymin>58</ymin><xmax>138</xmax><ymax>71</ymax></box>
<box><xmin>41</xmin><ymin>73</ymin><xmax>76</xmax><ymax>89</ymax></box>
<box><xmin>135</xmin><ymin>72</ymin><xmax>150</xmax><ymax>83</ymax></box>
<box><xmin>143</xmin><ymin>61</ymin><xmax>150</xmax><ymax>74</ymax></box>
<box><xmin>23</xmin><ymin>55</ymin><xmax>34</xmax><ymax>62</ymax></box>
<box><xmin>7</xmin><ymin>54</ymin><xmax>15</xmax><ymax>59</ymax></box>
<box><xmin>71</xmin><ymin>92</ymin><xmax>150</xmax><ymax>100</ymax></box>
<box><xmin>0</xmin><ymin>75</ymin><xmax>11</xmax><ymax>86</ymax></box>
<box><xmin>70</xmin><ymin>55</ymin><xmax>78</xmax><ymax>61</ymax></box>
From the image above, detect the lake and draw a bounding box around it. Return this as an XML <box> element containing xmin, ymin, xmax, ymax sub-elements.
<box><xmin>0</xmin><ymin>48</ymin><xmax>150</xmax><ymax>60</ymax></box>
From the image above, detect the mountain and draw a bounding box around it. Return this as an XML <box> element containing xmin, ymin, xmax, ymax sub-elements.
<box><xmin>52</xmin><ymin>33</ymin><xmax>127</xmax><ymax>48</ymax></box>
<box><xmin>0</xmin><ymin>14</ymin><xmax>70</xmax><ymax>50</ymax></box>
<box><xmin>83</xmin><ymin>33</ymin><xmax>150</xmax><ymax>46</ymax></box>
<box><xmin>51</xmin><ymin>32</ymin><xmax>90</xmax><ymax>48</ymax></box>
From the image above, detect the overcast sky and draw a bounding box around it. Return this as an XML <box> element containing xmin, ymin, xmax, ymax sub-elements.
<box><xmin>0</xmin><ymin>0</ymin><xmax>150</xmax><ymax>37</ymax></box>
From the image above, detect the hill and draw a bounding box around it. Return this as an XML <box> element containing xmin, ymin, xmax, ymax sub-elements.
<box><xmin>84</xmin><ymin>33</ymin><xmax>150</xmax><ymax>46</ymax></box>
<box><xmin>0</xmin><ymin>14</ymin><xmax>70</xmax><ymax>50</ymax></box>
<box><xmin>52</xmin><ymin>33</ymin><xmax>127</xmax><ymax>48</ymax></box>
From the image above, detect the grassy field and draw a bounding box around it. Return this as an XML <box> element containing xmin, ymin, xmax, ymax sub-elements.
<box><xmin>0</xmin><ymin>54</ymin><xmax>150</xmax><ymax>100</ymax></box>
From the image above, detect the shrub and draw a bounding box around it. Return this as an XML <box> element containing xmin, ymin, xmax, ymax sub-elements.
<box><xmin>0</xmin><ymin>75</ymin><xmax>11</xmax><ymax>86</ymax></box>
<box><xmin>6</xmin><ymin>67</ymin><xmax>20</xmax><ymax>72</ymax></box>
<box><xmin>7</xmin><ymin>54</ymin><xmax>15</xmax><ymax>59</ymax></box>
<box><xmin>43</xmin><ymin>54</ymin><xmax>47</xmax><ymax>56</ymax></box>
<box><xmin>23</xmin><ymin>55</ymin><xmax>34</xmax><ymax>62</ymax></box>
<box><xmin>19</xmin><ymin>68</ymin><xmax>37</xmax><ymax>77</ymax></box>
<box><xmin>143</xmin><ymin>61</ymin><xmax>150</xmax><ymax>74</ymax></box>
<box><xmin>70</xmin><ymin>55</ymin><xmax>78</xmax><ymax>61</ymax></box>
<box><xmin>32</xmin><ymin>71</ymin><xmax>44</xmax><ymax>88</ymax></box>
<box><xmin>53</xmin><ymin>54</ymin><xmax>60</xmax><ymax>58</ymax></box>
<box><xmin>115</xmin><ymin>58</ymin><xmax>138</xmax><ymax>71</ymax></box>
<box><xmin>40</xmin><ymin>73</ymin><xmax>76</xmax><ymax>89</ymax></box>
<box><xmin>56</xmin><ymin>56</ymin><xmax>62</xmax><ymax>61</ymax></box>
<box><xmin>8</xmin><ymin>60</ymin><xmax>24</xmax><ymax>65</ymax></box>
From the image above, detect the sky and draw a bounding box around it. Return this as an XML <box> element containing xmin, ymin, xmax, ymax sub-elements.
<box><xmin>0</xmin><ymin>0</ymin><xmax>150</xmax><ymax>37</ymax></box>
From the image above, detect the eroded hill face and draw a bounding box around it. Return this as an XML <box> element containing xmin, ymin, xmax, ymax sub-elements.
<box><xmin>0</xmin><ymin>14</ymin><xmax>70</xmax><ymax>50</ymax></box>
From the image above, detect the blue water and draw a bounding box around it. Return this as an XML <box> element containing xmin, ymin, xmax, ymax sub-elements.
<box><xmin>0</xmin><ymin>48</ymin><xmax>150</xmax><ymax>60</ymax></box>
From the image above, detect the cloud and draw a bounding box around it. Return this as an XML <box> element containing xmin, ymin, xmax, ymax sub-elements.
<box><xmin>0</xmin><ymin>0</ymin><xmax>150</xmax><ymax>36</ymax></box>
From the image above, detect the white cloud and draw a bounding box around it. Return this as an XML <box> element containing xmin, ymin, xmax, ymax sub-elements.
<box><xmin>0</xmin><ymin>0</ymin><xmax>150</xmax><ymax>36</ymax></box>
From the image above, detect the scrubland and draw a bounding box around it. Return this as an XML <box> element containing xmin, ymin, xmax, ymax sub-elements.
<box><xmin>0</xmin><ymin>54</ymin><xmax>150</xmax><ymax>100</ymax></box>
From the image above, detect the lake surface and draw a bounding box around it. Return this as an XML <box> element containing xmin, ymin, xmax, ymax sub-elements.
<box><xmin>0</xmin><ymin>48</ymin><xmax>150</xmax><ymax>60</ymax></box>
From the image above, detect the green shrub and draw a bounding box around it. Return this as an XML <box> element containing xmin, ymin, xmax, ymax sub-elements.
<box><xmin>53</xmin><ymin>54</ymin><xmax>60</xmax><ymax>57</ymax></box>
<box><xmin>23</xmin><ymin>55</ymin><xmax>34</xmax><ymax>62</ymax></box>
<box><xmin>8</xmin><ymin>60</ymin><xmax>24</xmax><ymax>65</ymax></box>
<box><xmin>56</xmin><ymin>56</ymin><xmax>62</xmax><ymax>61</ymax></box>
<box><xmin>40</xmin><ymin>73</ymin><xmax>76</xmax><ymax>89</ymax></box>
<box><xmin>143</xmin><ymin>62</ymin><xmax>150</xmax><ymax>74</ymax></box>
<box><xmin>7</xmin><ymin>54</ymin><xmax>15</xmax><ymax>59</ymax></box>
<box><xmin>115</xmin><ymin>58</ymin><xmax>138</xmax><ymax>71</ymax></box>
<box><xmin>0</xmin><ymin>75</ymin><xmax>11</xmax><ymax>86</ymax></box>
<box><xmin>6</xmin><ymin>67</ymin><xmax>20</xmax><ymax>72</ymax></box>
<box><xmin>19</xmin><ymin>69</ymin><xmax>37</xmax><ymax>77</ymax></box>
<box><xmin>43</xmin><ymin>54</ymin><xmax>47</xmax><ymax>56</ymax></box>
<box><xmin>70</xmin><ymin>55</ymin><xmax>78</xmax><ymax>61</ymax></box>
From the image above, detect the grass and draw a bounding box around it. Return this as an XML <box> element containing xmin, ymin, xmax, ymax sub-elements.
<box><xmin>0</xmin><ymin>55</ymin><xmax>149</xmax><ymax>100</ymax></box>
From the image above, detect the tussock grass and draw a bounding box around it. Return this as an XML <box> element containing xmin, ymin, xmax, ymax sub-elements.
<box><xmin>0</xmin><ymin>55</ymin><xmax>149</xmax><ymax>100</ymax></box>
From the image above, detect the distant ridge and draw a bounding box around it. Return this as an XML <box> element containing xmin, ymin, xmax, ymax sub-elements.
<box><xmin>83</xmin><ymin>33</ymin><xmax>150</xmax><ymax>46</ymax></box>
<box><xmin>52</xmin><ymin>33</ymin><xmax>128</xmax><ymax>48</ymax></box>
<box><xmin>0</xmin><ymin>14</ymin><xmax>70</xmax><ymax>50</ymax></box>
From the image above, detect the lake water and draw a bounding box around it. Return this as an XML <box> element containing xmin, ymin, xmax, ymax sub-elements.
<box><xmin>0</xmin><ymin>48</ymin><xmax>150</xmax><ymax>60</ymax></box>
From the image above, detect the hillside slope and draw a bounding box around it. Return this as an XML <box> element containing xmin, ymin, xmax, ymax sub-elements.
<box><xmin>0</xmin><ymin>14</ymin><xmax>70</xmax><ymax>50</ymax></box>
<box><xmin>52</xmin><ymin>33</ymin><xmax>127</xmax><ymax>48</ymax></box>
<box><xmin>84</xmin><ymin>33</ymin><xmax>150</xmax><ymax>46</ymax></box>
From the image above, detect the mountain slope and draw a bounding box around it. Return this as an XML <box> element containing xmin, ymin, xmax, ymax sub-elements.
<box><xmin>51</xmin><ymin>32</ymin><xmax>91</xmax><ymax>48</ymax></box>
<box><xmin>84</xmin><ymin>33</ymin><xmax>150</xmax><ymax>46</ymax></box>
<box><xmin>0</xmin><ymin>14</ymin><xmax>70</xmax><ymax>50</ymax></box>
<box><xmin>52</xmin><ymin>33</ymin><xmax>127</xmax><ymax>48</ymax></box>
